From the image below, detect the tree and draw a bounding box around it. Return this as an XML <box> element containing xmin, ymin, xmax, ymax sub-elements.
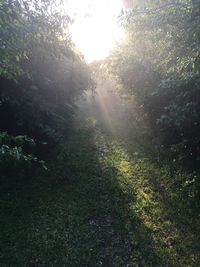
<box><xmin>0</xmin><ymin>0</ymin><xmax>93</xmax><ymax>178</ymax></box>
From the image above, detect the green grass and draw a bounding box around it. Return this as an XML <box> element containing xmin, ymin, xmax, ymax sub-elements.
<box><xmin>0</xmin><ymin>116</ymin><xmax>199</xmax><ymax>266</ymax></box>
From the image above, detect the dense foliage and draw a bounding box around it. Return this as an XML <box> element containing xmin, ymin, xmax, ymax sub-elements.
<box><xmin>0</xmin><ymin>1</ymin><xmax>200</xmax><ymax>265</ymax></box>
<box><xmin>0</xmin><ymin>0</ymin><xmax>92</xmax><ymax>178</ymax></box>
<box><xmin>108</xmin><ymin>0</ymin><xmax>200</xmax><ymax>205</ymax></box>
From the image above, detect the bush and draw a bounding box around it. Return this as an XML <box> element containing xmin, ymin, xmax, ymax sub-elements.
<box><xmin>0</xmin><ymin>132</ymin><xmax>47</xmax><ymax>180</ymax></box>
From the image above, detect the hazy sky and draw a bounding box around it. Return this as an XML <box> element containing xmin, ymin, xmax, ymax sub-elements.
<box><xmin>65</xmin><ymin>0</ymin><xmax>124</xmax><ymax>62</ymax></box>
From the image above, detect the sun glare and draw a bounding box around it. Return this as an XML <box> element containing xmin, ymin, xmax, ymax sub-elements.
<box><xmin>65</xmin><ymin>0</ymin><xmax>124</xmax><ymax>62</ymax></box>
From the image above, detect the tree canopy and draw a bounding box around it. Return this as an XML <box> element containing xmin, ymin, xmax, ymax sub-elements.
<box><xmin>0</xmin><ymin>0</ymin><xmax>93</xmax><ymax>178</ymax></box>
<box><xmin>109</xmin><ymin>0</ymin><xmax>200</xmax><ymax>166</ymax></box>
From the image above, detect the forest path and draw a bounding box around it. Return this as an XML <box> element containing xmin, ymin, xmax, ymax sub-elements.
<box><xmin>0</xmin><ymin>115</ymin><xmax>199</xmax><ymax>266</ymax></box>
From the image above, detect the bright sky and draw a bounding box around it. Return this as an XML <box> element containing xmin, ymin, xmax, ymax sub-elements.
<box><xmin>65</xmin><ymin>0</ymin><xmax>124</xmax><ymax>62</ymax></box>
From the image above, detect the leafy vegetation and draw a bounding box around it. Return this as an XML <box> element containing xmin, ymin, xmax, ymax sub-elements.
<box><xmin>0</xmin><ymin>116</ymin><xmax>199</xmax><ymax>266</ymax></box>
<box><xmin>108</xmin><ymin>0</ymin><xmax>200</xmax><ymax>207</ymax></box>
<box><xmin>0</xmin><ymin>0</ymin><xmax>92</xmax><ymax>177</ymax></box>
<box><xmin>0</xmin><ymin>132</ymin><xmax>47</xmax><ymax>180</ymax></box>
<box><xmin>0</xmin><ymin>0</ymin><xmax>199</xmax><ymax>266</ymax></box>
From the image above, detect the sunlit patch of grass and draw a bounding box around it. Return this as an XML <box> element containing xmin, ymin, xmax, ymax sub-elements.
<box><xmin>0</xmin><ymin>117</ymin><xmax>199</xmax><ymax>266</ymax></box>
<box><xmin>105</xmin><ymin>143</ymin><xmax>200</xmax><ymax>266</ymax></box>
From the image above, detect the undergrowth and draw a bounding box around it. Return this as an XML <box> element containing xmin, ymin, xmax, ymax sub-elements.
<box><xmin>0</xmin><ymin>115</ymin><xmax>199</xmax><ymax>266</ymax></box>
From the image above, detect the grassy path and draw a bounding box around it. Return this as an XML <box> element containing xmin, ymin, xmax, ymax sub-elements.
<box><xmin>0</xmin><ymin>117</ymin><xmax>199</xmax><ymax>266</ymax></box>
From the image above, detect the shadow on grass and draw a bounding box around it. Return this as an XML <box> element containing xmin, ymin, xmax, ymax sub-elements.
<box><xmin>118</xmin><ymin>139</ymin><xmax>200</xmax><ymax>267</ymax></box>
<box><xmin>0</xmin><ymin>117</ymin><xmax>170</xmax><ymax>266</ymax></box>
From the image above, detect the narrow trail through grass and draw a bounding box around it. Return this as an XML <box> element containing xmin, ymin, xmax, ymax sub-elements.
<box><xmin>0</xmin><ymin>116</ymin><xmax>199</xmax><ymax>266</ymax></box>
